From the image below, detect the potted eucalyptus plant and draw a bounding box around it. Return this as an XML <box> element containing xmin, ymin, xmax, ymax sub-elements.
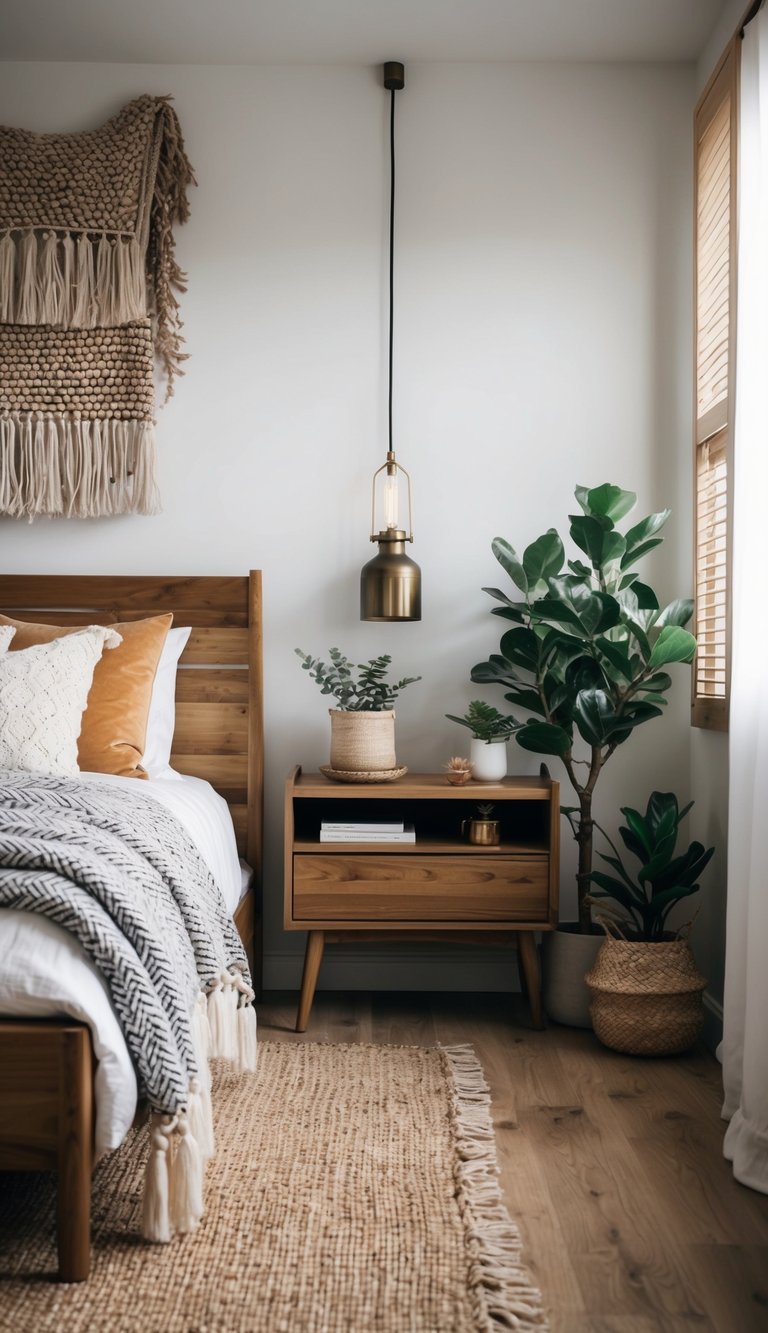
<box><xmin>470</xmin><ymin>483</ymin><xmax>697</xmax><ymax>1024</ymax></box>
<box><xmin>445</xmin><ymin>700</ymin><xmax>519</xmax><ymax>781</ymax></box>
<box><xmin>584</xmin><ymin>791</ymin><xmax>714</xmax><ymax>1054</ymax></box>
<box><xmin>295</xmin><ymin>647</ymin><xmax>421</xmax><ymax>780</ymax></box>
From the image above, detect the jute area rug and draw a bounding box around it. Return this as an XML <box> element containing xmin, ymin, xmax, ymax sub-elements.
<box><xmin>0</xmin><ymin>1042</ymin><xmax>547</xmax><ymax>1332</ymax></box>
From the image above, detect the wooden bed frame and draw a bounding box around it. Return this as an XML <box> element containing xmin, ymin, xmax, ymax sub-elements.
<box><xmin>0</xmin><ymin>572</ymin><xmax>263</xmax><ymax>1281</ymax></box>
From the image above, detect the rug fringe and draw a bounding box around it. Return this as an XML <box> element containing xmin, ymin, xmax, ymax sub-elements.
<box><xmin>440</xmin><ymin>1043</ymin><xmax>549</xmax><ymax>1332</ymax></box>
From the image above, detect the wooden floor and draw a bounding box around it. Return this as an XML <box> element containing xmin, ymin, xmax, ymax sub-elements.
<box><xmin>259</xmin><ymin>990</ymin><xmax>768</xmax><ymax>1333</ymax></box>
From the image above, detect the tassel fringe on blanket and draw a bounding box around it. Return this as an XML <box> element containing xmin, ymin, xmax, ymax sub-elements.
<box><xmin>143</xmin><ymin>971</ymin><xmax>258</xmax><ymax>1244</ymax></box>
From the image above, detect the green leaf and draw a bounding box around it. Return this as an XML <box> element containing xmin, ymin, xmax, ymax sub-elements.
<box><xmin>648</xmin><ymin>625</ymin><xmax>697</xmax><ymax>668</ymax></box>
<box><xmin>588</xmin><ymin>872</ymin><xmax>644</xmax><ymax>913</ymax></box>
<box><xmin>595</xmin><ymin>637</ymin><xmax>634</xmax><ymax>683</ymax></box>
<box><xmin>515</xmin><ymin>721</ymin><xmax>572</xmax><ymax>756</ymax></box>
<box><xmin>522</xmin><ymin>530</ymin><xmax>565</xmax><ymax>587</ymax></box>
<box><xmin>580</xmin><ymin>484</ymin><xmax>637</xmax><ymax>524</ymax></box>
<box><xmin>499</xmin><ymin>627</ymin><xmax>541</xmax><ymax>672</ymax></box>
<box><xmin>655</xmin><ymin>598</ymin><xmax>694</xmax><ymax>628</ymax></box>
<box><xmin>637</xmin><ymin>671</ymin><xmax>673</xmax><ymax>695</ymax></box>
<box><xmin>503</xmin><ymin>687</ymin><xmax>547</xmax><ymax>716</ymax></box>
<box><xmin>568</xmin><ymin>559</ymin><xmax>592</xmax><ymax>578</ymax></box>
<box><xmin>623</xmin><ymin>509</ymin><xmax>670</xmax><ymax>554</ymax></box>
<box><xmin>565</xmin><ymin>655</ymin><xmax>605</xmax><ymax>694</ymax></box>
<box><xmin>569</xmin><ymin>515</ymin><xmax>607</xmax><ymax>566</ymax></box>
<box><xmin>622</xmin><ymin>806</ymin><xmax>652</xmax><ymax>859</ymax></box>
<box><xmin>619</xmin><ymin>537</ymin><xmax>663</xmax><ymax>569</ymax></box>
<box><xmin>573</xmin><ymin>689</ymin><xmax>616</xmax><ymax>747</ymax></box>
<box><xmin>531</xmin><ymin>597</ymin><xmax>583</xmax><ymax>632</ymax></box>
<box><xmin>601</xmin><ymin>531</ymin><xmax>627</xmax><ymax>566</ymax></box>
<box><xmin>471</xmin><ymin>655</ymin><xmax>521</xmax><ymax>688</ymax></box>
<box><xmin>596</xmin><ymin>851</ymin><xmax>647</xmax><ymax>900</ymax></box>
<box><xmin>629</xmin><ymin>581</ymin><xmax>659</xmax><ymax>611</ymax></box>
<box><xmin>492</xmin><ymin>538</ymin><xmax>527</xmax><ymax>593</ymax></box>
<box><xmin>644</xmin><ymin>791</ymin><xmax>679</xmax><ymax>841</ymax></box>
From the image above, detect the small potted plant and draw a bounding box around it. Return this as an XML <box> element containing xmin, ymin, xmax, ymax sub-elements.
<box><xmin>445</xmin><ymin>700</ymin><xmax>518</xmax><ymax>782</ymax></box>
<box><xmin>462</xmin><ymin>802</ymin><xmax>501</xmax><ymax>845</ymax></box>
<box><xmin>295</xmin><ymin>647</ymin><xmax>421</xmax><ymax>780</ymax></box>
<box><xmin>584</xmin><ymin>791</ymin><xmax>714</xmax><ymax>1055</ymax></box>
<box><xmin>444</xmin><ymin>756</ymin><xmax>473</xmax><ymax>786</ymax></box>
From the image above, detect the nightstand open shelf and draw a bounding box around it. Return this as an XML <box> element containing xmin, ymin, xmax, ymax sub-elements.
<box><xmin>284</xmin><ymin>766</ymin><xmax>560</xmax><ymax>1031</ymax></box>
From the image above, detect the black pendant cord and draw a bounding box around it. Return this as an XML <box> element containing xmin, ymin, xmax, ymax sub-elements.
<box><xmin>388</xmin><ymin>86</ymin><xmax>395</xmax><ymax>457</ymax></box>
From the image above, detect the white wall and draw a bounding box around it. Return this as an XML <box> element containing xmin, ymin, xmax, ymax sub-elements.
<box><xmin>0</xmin><ymin>59</ymin><xmax>696</xmax><ymax>990</ymax></box>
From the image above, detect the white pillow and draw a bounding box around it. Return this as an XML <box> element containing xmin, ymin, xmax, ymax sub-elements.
<box><xmin>0</xmin><ymin>626</ymin><xmax>122</xmax><ymax>777</ymax></box>
<box><xmin>0</xmin><ymin>626</ymin><xmax>15</xmax><ymax>652</ymax></box>
<box><xmin>141</xmin><ymin>625</ymin><xmax>192</xmax><ymax>779</ymax></box>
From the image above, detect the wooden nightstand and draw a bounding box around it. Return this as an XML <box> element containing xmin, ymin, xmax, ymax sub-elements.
<box><xmin>284</xmin><ymin>767</ymin><xmax>560</xmax><ymax>1031</ymax></box>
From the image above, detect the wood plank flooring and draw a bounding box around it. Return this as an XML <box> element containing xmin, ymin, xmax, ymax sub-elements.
<box><xmin>258</xmin><ymin>990</ymin><xmax>768</xmax><ymax>1333</ymax></box>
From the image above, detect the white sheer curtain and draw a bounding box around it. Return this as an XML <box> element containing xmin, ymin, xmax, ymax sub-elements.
<box><xmin>720</xmin><ymin>5</ymin><xmax>768</xmax><ymax>1194</ymax></box>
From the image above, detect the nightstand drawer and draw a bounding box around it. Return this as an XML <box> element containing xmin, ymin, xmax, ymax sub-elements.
<box><xmin>293</xmin><ymin>853</ymin><xmax>549</xmax><ymax>922</ymax></box>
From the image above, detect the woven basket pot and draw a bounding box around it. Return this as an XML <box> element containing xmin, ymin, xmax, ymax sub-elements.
<box><xmin>585</xmin><ymin>937</ymin><xmax>706</xmax><ymax>1056</ymax></box>
<box><xmin>329</xmin><ymin>709</ymin><xmax>396</xmax><ymax>773</ymax></box>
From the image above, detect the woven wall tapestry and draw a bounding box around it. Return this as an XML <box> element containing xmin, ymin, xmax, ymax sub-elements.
<box><xmin>0</xmin><ymin>96</ymin><xmax>195</xmax><ymax>519</ymax></box>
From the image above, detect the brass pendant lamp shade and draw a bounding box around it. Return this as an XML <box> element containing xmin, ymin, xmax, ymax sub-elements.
<box><xmin>360</xmin><ymin>62</ymin><xmax>422</xmax><ymax>622</ymax></box>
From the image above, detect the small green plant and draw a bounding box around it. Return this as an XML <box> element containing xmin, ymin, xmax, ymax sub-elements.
<box><xmin>295</xmin><ymin>647</ymin><xmax>421</xmax><ymax>711</ymax></box>
<box><xmin>446</xmin><ymin>700</ymin><xmax>519</xmax><ymax>743</ymax></box>
<box><xmin>586</xmin><ymin>792</ymin><xmax>714</xmax><ymax>942</ymax></box>
<box><xmin>475</xmin><ymin>802</ymin><xmax>496</xmax><ymax>820</ymax></box>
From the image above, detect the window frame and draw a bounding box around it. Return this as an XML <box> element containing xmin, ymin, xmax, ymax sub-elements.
<box><xmin>692</xmin><ymin>39</ymin><xmax>738</xmax><ymax>732</ymax></box>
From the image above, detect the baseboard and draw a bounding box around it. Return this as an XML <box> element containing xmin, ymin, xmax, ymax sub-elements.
<box><xmin>263</xmin><ymin>945</ymin><xmax>523</xmax><ymax>993</ymax></box>
<box><xmin>702</xmin><ymin>989</ymin><xmax>724</xmax><ymax>1054</ymax></box>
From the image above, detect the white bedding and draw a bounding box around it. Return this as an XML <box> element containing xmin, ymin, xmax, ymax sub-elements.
<box><xmin>0</xmin><ymin>771</ymin><xmax>250</xmax><ymax>1155</ymax></box>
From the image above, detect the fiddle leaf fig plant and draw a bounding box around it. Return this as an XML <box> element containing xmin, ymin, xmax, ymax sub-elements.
<box><xmin>295</xmin><ymin>647</ymin><xmax>421</xmax><ymax>711</ymax></box>
<box><xmin>586</xmin><ymin>792</ymin><xmax>714</xmax><ymax>942</ymax></box>
<box><xmin>471</xmin><ymin>484</ymin><xmax>697</xmax><ymax>932</ymax></box>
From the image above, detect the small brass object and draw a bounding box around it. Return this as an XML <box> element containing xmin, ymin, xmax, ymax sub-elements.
<box><xmin>462</xmin><ymin>818</ymin><xmax>501</xmax><ymax>847</ymax></box>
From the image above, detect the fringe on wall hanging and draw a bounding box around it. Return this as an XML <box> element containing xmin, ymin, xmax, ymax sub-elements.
<box><xmin>0</xmin><ymin>95</ymin><xmax>195</xmax><ymax>519</ymax></box>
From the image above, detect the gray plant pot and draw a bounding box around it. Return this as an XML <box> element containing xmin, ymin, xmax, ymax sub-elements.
<box><xmin>542</xmin><ymin>924</ymin><xmax>604</xmax><ymax>1028</ymax></box>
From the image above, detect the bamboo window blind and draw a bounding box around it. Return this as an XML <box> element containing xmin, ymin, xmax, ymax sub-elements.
<box><xmin>693</xmin><ymin>42</ymin><xmax>737</xmax><ymax>731</ymax></box>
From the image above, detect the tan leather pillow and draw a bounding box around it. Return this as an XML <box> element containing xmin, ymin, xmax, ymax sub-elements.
<box><xmin>0</xmin><ymin>611</ymin><xmax>172</xmax><ymax>779</ymax></box>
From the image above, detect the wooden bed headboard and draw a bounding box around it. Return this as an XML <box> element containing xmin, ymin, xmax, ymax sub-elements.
<box><xmin>0</xmin><ymin>573</ymin><xmax>263</xmax><ymax>875</ymax></box>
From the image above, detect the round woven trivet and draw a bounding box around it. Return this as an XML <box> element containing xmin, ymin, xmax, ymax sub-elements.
<box><xmin>319</xmin><ymin>764</ymin><xmax>408</xmax><ymax>783</ymax></box>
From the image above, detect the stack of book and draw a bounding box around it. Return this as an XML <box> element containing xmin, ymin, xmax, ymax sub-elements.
<box><xmin>319</xmin><ymin>819</ymin><xmax>415</xmax><ymax>843</ymax></box>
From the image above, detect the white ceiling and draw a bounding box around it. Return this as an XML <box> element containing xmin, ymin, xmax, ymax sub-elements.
<box><xmin>0</xmin><ymin>0</ymin><xmax>729</xmax><ymax>65</ymax></box>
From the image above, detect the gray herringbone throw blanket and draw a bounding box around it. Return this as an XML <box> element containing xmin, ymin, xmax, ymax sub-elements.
<box><xmin>0</xmin><ymin>96</ymin><xmax>194</xmax><ymax>519</ymax></box>
<box><xmin>0</xmin><ymin>771</ymin><xmax>256</xmax><ymax>1242</ymax></box>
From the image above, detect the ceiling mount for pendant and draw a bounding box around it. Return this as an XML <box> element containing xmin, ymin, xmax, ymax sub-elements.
<box><xmin>360</xmin><ymin>59</ymin><xmax>422</xmax><ymax>622</ymax></box>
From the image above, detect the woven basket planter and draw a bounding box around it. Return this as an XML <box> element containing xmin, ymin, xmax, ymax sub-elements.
<box><xmin>329</xmin><ymin>709</ymin><xmax>397</xmax><ymax>773</ymax></box>
<box><xmin>585</xmin><ymin>936</ymin><xmax>706</xmax><ymax>1056</ymax></box>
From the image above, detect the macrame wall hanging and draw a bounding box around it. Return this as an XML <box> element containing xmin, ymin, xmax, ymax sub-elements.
<box><xmin>0</xmin><ymin>95</ymin><xmax>195</xmax><ymax>519</ymax></box>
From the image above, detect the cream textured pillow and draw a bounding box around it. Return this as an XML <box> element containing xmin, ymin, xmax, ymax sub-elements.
<box><xmin>0</xmin><ymin>626</ymin><xmax>122</xmax><ymax>777</ymax></box>
<box><xmin>0</xmin><ymin>626</ymin><xmax>15</xmax><ymax>652</ymax></box>
<box><xmin>0</xmin><ymin>611</ymin><xmax>172</xmax><ymax>778</ymax></box>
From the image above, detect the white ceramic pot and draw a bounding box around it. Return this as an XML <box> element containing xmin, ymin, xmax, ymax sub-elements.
<box><xmin>469</xmin><ymin>737</ymin><xmax>508</xmax><ymax>782</ymax></box>
<box><xmin>542</xmin><ymin>925</ymin><xmax>603</xmax><ymax>1028</ymax></box>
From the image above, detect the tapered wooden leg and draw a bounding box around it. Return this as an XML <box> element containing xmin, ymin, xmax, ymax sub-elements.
<box><xmin>296</xmin><ymin>931</ymin><xmax>325</xmax><ymax>1033</ymax></box>
<box><xmin>57</xmin><ymin>1028</ymin><xmax>94</xmax><ymax>1282</ymax></box>
<box><xmin>516</xmin><ymin>932</ymin><xmax>545</xmax><ymax>1031</ymax></box>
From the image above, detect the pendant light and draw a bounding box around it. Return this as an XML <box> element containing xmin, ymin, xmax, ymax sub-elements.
<box><xmin>360</xmin><ymin>61</ymin><xmax>422</xmax><ymax>622</ymax></box>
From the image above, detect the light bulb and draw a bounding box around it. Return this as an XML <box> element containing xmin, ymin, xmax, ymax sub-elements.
<box><xmin>383</xmin><ymin>471</ymin><xmax>399</xmax><ymax>529</ymax></box>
